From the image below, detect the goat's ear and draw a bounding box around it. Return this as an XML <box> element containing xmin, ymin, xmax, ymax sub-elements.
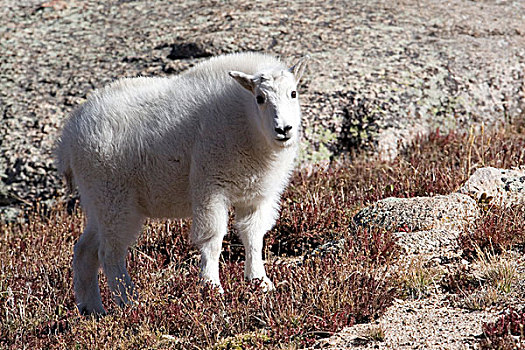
<box><xmin>229</xmin><ymin>71</ymin><xmax>256</xmax><ymax>93</ymax></box>
<box><xmin>289</xmin><ymin>55</ymin><xmax>310</xmax><ymax>84</ymax></box>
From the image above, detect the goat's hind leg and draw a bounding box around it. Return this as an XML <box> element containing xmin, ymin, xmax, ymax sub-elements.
<box><xmin>73</xmin><ymin>217</ymin><xmax>105</xmax><ymax>316</ymax></box>
<box><xmin>98</xmin><ymin>209</ymin><xmax>144</xmax><ymax>308</ymax></box>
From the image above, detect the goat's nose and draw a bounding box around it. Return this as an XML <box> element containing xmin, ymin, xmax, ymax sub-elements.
<box><xmin>275</xmin><ymin>125</ymin><xmax>292</xmax><ymax>135</ymax></box>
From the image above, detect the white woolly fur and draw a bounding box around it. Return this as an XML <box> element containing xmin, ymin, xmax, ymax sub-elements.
<box><xmin>55</xmin><ymin>52</ymin><xmax>308</xmax><ymax>315</ymax></box>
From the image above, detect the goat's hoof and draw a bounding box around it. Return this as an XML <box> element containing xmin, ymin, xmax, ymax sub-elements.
<box><xmin>248</xmin><ymin>277</ymin><xmax>275</xmax><ymax>292</ymax></box>
<box><xmin>260</xmin><ymin>277</ymin><xmax>275</xmax><ymax>292</ymax></box>
<box><xmin>199</xmin><ymin>278</ymin><xmax>224</xmax><ymax>294</ymax></box>
<box><xmin>77</xmin><ymin>304</ymin><xmax>107</xmax><ymax>318</ymax></box>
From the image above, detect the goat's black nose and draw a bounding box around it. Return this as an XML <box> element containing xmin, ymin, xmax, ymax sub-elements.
<box><xmin>275</xmin><ymin>125</ymin><xmax>292</xmax><ymax>135</ymax></box>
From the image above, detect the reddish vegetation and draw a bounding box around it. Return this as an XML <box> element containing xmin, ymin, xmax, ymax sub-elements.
<box><xmin>1</xmin><ymin>124</ymin><xmax>524</xmax><ymax>348</ymax></box>
<box><xmin>1</xmin><ymin>203</ymin><xmax>397</xmax><ymax>349</ymax></box>
<box><xmin>480</xmin><ymin>308</ymin><xmax>525</xmax><ymax>350</ymax></box>
<box><xmin>460</xmin><ymin>205</ymin><xmax>525</xmax><ymax>259</ymax></box>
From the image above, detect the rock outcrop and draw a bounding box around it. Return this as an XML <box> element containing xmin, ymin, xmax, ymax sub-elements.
<box><xmin>353</xmin><ymin>167</ymin><xmax>525</xmax><ymax>255</ymax></box>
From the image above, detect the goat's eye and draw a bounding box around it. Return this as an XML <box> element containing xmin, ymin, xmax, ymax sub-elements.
<box><xmin>291</xmin><ymin>91</ymin><xmax>297</xmax><ymax>99</ymax></box>
<box><xmin>256</xmin><ymin>95</ymin><xmax>265</xmax><ymax>104</ymax></box>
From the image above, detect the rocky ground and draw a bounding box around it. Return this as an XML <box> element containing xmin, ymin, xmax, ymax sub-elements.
<box><xmin>1</xmin><ymin>0</ymin><xmax>525</xmax><ymax>348</ymax></box>
<box><xmin>316</xmin><ymin>167</ymin><xmax>525</xmax><ymax>349</ymax></box>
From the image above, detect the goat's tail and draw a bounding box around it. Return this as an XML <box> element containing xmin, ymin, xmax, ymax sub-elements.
<box><xmin>55</xmin><ymin>138</ymin><xmax>75</xmax><ymax>194</ymax></box>
<box><xmin>62</xmin><ymin>166</ymin><xmax>75</xmax><ymax>194</ymax></box>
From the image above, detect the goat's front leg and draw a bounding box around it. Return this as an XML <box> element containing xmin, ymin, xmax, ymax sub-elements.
<box><xmin>235</xmin><ymin>200</ymin><xmax>279</xmax><ymax>291</ymax></box>
<box><xmin>190</xmin><ymin>195</ymin><xmax>229</xmax><ymax>292</ymax></box>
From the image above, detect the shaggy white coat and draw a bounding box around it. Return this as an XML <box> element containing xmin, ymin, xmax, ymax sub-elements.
<box><xmin>56</xmin><ymin>52</ymin><xmax>308</xmax><ymax>315</ymax></box>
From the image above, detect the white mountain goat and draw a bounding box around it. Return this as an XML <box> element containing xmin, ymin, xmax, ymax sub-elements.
<box><xmin>56</xmin><ymin>52</ymin><xmax>309</xmax><ymax>315</ymax></box>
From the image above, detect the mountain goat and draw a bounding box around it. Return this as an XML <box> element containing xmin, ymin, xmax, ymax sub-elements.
<box><xmin>56</xmin><ymin>52</ymin><xmax>309</xmax><ymax>315</ymax></box>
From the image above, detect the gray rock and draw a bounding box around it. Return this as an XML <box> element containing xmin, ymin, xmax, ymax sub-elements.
<box><xmin>166</xmin><ymin>41</ymin><xmax>218</xmax><ymax>60</ymax></box>
<box><xmin>458</xmin><ymin>167</ymin><xmax>525</xmax><ymax>207</ymax></box>
<box><xmin>354</xmin><ymin>193</ymin><xmax>479</xmax><ymax>233</ymax></box>
<box><xmin>353</xmin><ymin>193</ymin><xmax>481</xmax><ymax>255</ymax></box>
<box><xmin>392</xmin><ymin>228</ymin><xmax>461</xmax><ymax>255</ymax></box>
<box><xmin>0</xmin><ymin>206</ymin><xmax>22</xmax><ymax>223</ymax></box>
<box><xmin>1</xmin><ymin>0</ymin><xmax>524</xmax><ymax>217</ymax></box>
<box><xmin>0</xmin><ymin>177</ymin><xmax>17</xmax><ymax>206</ymax></box>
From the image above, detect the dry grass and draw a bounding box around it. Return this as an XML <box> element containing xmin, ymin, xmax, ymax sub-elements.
<box><xmin>399</xmin><ymin>258</ymin><xmax>444</xmax><ymax>299</ymax></box>
<box><xmin>473</xmin><ymin>246</ymin><xmax>521</xmax><ymax>295</ymax></box>
<box><xmin>1</xmin><ymin>124</ymin><xmax>524</xmax><ymax>349</ymax></box>
<box><xmin>364</xmin><ymin>324</ymin><xmax>386</xmax><ymax>342</ymax></box>
<box><xmin>460</xmin><ymin>205</ymin><xmax>525</xmax><ymax>259</ymax></box>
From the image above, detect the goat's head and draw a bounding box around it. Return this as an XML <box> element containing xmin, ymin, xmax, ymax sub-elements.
<box><xmin>229</xmin><ymin>56</ymin><xmax>309</xmax><ymax>148</ymax></box>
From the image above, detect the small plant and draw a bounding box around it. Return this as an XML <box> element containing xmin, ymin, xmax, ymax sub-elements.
<box><xmin>454</xmin><ymin>203</ymin><xmax>525</xmax><ymax>313</ymax></box>
<box><xmin>441</xmin><ymin>264</ymin><xmax>481</xmax><ymax>295</ymax></box>
<box><xmin>442</xmin><ymin>245</ymin><xmax>521</xmax><ymax>310</ymax></box>
<box><xmin>459</xmin><ymin>286</ymin><xmax>502</xmax><ymax>311</ymax></box>
<box><xmin>400</xmin><ymin>258</ymin><xmax>443</xmax><ymax>299</ymax></box>
<box><xmin>473</xmin><ymin>245</ymin><xmax>520</xmax><ymax>294</ymax></box>
<box><xmin>460</xmin><ymin>205</ymin><xmax>525</xmax><ymax>260</ymax></box>
<box><xmin>212</xmin><ymin>331</ymin><xmax>271</xmax><ymax>350</ymax></box>
<box><xmin>365</xmin><ymin>324</ymin><xmax>386</xmax><ymax>342</ymax></box>
<box><xmin>480</xmin><ymin>308</ymin><xmax>525</xmax><ymax>349</ymax></box>
<box><xmin>440</xmin><ymin>264</ymin><xmax>503</xmax><ymax>311</ymax></box>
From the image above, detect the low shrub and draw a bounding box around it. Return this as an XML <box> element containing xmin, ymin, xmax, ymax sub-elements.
<box><xmin>480</xmin><ymin>308</ymin><xmax>525</xmax><ymax>350</ymax></box>
<box><xmin>460</xmin><ymin>205</ymin><xmax>525</xmax><ymax>260</ymax></box>
<box><xmin>1</xmin><ymin>182</ymin><xmax>398</xmax><ymax>349</ymax></box>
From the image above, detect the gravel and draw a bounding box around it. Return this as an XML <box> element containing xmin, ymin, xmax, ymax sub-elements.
<box><xmin>320</xmin><ymin>294</ymin><xmax>496</xmax><ymax>350</ymax></box>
